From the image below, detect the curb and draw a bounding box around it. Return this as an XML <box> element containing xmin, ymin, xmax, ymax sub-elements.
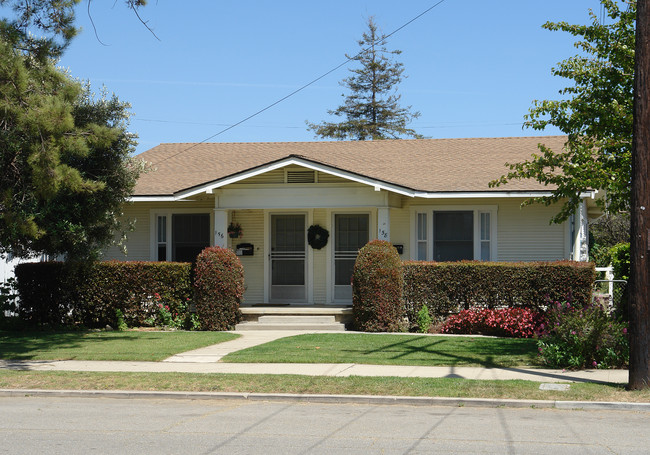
<box><xmin>1</xmin><ymin>388</ymin><xmax>649</xmax><ymax>412</ymax></box>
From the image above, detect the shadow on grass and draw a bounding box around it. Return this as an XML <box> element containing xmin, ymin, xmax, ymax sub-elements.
<box><xmin>352</xmin><ymin>335</ymin><xmax>538</xmax><ymax>368</ymax></box>
<box><xmin>0</xmin><ymin>330</ymin><xmax>147</xmax><ymax>360</ymax></box>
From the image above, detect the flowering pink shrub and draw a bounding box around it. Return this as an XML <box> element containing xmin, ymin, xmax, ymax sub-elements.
<box><xmin>536</xmin><ymin>301</ymin><xmax>629</xmax><ymax>369</ymax></box>
<box><xmin>440</xmin><ymin>307</ymin><xmax>543</xmax><ymax>338</ymax></box>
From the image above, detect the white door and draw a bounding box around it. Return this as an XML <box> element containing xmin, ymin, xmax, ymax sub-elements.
<box><xmin>270</xmin><ymin>214</ymin><xmax>307</xmax><ymax>303</ymax></box>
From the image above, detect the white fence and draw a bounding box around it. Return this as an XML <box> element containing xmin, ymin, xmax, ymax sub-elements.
<box><xmin>594</xmin><ymin>266</ymin><xmax>626</xmax><ymax>310</ymax></box>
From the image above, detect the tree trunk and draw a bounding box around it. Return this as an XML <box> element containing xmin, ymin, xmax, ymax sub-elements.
<box><xmin>629</xmin><ymin>0</ymin><xmax>650</xmax><ymax>390</ymax></box>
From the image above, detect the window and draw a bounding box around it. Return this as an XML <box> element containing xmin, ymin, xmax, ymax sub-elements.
<box><xmin>153</xmin><ymin>212</ymin><xmax>211</xmax><ymax>262</ymax></box>
<box><xmin>157</xmin><ymin>216</ymin><xmax>167</xmax><ymax>261</ymax></box>
<box><xmin>416</xmin><ymin>213</ymin><xmax>427</xmax><ymax>261</ymax></box>
<box><xmin>433</xmin><ymin>211</ymin><xmax>473</xmax><ymax>261</ymax></box>
<box><xmin>413</xmin><ymin>206</ymin><xmax>496</xmax><ymax>261</ymax></box>
<box><xmin>172</xmin><ymin>214</ymin><xmax>210</xmax><ymax>262</ymax></box>
<box><xmin>480</xmin><ymin>212</ymin><xmax>491</xmax><ymax>261</ymax></box>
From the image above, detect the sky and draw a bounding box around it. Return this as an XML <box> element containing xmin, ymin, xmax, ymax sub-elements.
<box><xmin>55</xmin><ymin>0</ymin><xmax>608</xmax><ymax>155</ymax></box>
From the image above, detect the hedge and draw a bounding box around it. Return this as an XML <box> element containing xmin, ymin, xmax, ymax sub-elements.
<box><xmin>352</xmin><ymin>240</ymin><xmax>404</xmax><ymax>332</ymax></box>
<box><xmin>193</xmin><ymin>246</ymin><xmax>244</xmax><ymax>331</ymax></box>
<box><xmin>15</xmin><ymin>261</ymin><xmax>192</xmax><ymax>328</ymax></box>
<box><xmin>403</xmin><ymin>261</ymin><xmax>595</xmax><ymax>330</ymax></box>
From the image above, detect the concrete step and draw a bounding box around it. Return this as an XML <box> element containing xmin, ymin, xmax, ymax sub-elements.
<box><xmin>257</xmin><ymin>315</ymin><xmax>337</xmax><ymax>324</ymax></box>
<box><xmin>235</xmin><ymin>315</ymin><xmax>346</xmax><ymax>331</ymax></box>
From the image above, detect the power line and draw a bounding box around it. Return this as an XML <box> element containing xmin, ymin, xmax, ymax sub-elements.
<box><xmin>136</xmin><ymin>117</ymin><xmax>523</xmax><ymax>130</ymax></box>
<box><xmin>149</xmin><ymin>0</ymin><xmax>449</xmax><ymax>164</ymax></box>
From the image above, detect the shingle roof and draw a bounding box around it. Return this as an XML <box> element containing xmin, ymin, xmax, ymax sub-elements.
<box><xmin>133</xmin><ymin>136</ymin><xmax>568</xmax><ymax>196</ymax></box>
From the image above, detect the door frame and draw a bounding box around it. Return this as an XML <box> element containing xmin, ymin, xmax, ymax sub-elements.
<box><xmin>264</xmin><ymin>210</ymin><xmax>313</xmax><ymax>304</ymax></box>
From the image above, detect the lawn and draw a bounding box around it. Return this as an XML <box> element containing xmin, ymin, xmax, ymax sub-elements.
<box><xmin>0</xmin><ymin>330</ymin><xmax>239</xmax><ymax>361</ymax></box>
<box><xmin>222</xmin><ymin>333</ymin><xmax>540</xmax><ymax>368</ymax></box>
<box><xmin>1</xmin><ymin>370</ymin><xmax>647</xmax><ymax>403</ymax></box>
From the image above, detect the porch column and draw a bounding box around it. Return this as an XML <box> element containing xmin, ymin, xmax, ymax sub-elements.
<box><xmin>377</xmin><ymin>207</ymin><xmax>390</xmax><ymax>241</ymax></box>
<box><xmin>214</xmin><ymin>209</ymin><xmax>229</xmax><ymax>248</ymax></box>
<box><xmin>574</xmin><ymin>200</ymin><xmax>589</xmax><ymax>261</ymax></box>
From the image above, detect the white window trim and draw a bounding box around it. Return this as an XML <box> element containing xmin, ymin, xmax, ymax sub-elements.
<box><xmin>149</xmin><ymin>208</ymin><xmax>214</xmax><ymax>261</ymax></box>
<box><xmin>410</xmin><ymin>205</ymin><xmax>498</xmax><ymax>261</ymax></box>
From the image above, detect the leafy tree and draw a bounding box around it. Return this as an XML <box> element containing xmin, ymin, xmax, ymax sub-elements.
<box><xmin>589</xmin><ymin>212</ymin><xmax>631</xmax><ymax>265</ymax></box>
<box><xmin>490</xmin><ymin>0</ymin><xmax>636</xmax><ymax>223</ymax></box>
<box><xmin>0</xmin><ymin>39</ymin><xmax>143</xmax><ymax>260</ymax></box>
<box><xmin>307</xmin><ymin>17</ymin><xmax>422</xmax><ymax>140</ymax></box>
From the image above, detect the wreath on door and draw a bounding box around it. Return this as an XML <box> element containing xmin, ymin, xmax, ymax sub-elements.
<box><xmin>307</xmin><ymin>224</ymin><xmax>329</xmax><ymax>250</ymax></box>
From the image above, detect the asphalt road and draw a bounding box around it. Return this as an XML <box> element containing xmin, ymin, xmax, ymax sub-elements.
<box><xmin>0</xmin><ymin>396</ymin><xmax>648</xmax><ymax>454</ymax></box>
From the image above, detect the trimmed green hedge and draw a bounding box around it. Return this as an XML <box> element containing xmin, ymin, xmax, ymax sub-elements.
<box><xmin>352</xmin><ymin>240</ymin><xmax>404</xmax><ymax>332</ymax></box>
<box><xmin>15</xmin><ymin>261</ymin><xmax>192</xmax><ymax>328</ymax></box>
<box><xmin>403</xmin><ymin>261</ymin><xmax>595</xmax><ymax>329</ymax></box>
<box><xmin>193</xmin><ymin>246</ymin><xmax>244</xmax><ymax>331</ymax></box>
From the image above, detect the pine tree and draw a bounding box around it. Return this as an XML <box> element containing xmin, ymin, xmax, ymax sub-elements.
<box><xmin>0</xmin><ymin>1</ymin><xmax>149</xmax><ymax>260</ymax></box>
<box><xmin>307</xmin><ymin>17</ymin><xmax>422</xmax><ymax>141</ymax></box>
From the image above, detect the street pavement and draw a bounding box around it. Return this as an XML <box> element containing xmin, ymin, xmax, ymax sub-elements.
<box><xmin>1</xmin><ymin>395</ymin><xmax>648</xmax><ymax>454</ymax></box>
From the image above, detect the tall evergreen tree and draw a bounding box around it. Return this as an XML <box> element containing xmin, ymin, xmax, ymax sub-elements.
<box><xmin>0</xmin><ymin>40</ymin><xmax>143</xmax><ymax>260</ymax></box>
<box><xmin>307</xmin><ymin>17</ymin><xmax>422</xmax><ymax>140</ymax></box>
<box><xmin>0</xmin><ymin>0</ymin><xmax>149</xmax><ymax>260</ymax></box>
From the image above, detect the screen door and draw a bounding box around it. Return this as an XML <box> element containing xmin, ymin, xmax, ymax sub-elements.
<box><xmin>270</xmin><ymin>214</ymin><xmax>306</xmax><ymax>302</ymax></box>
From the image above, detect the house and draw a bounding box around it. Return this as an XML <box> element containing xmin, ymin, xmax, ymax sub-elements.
<box><xmin>101</xmin><ymin>136</ymin><xmax>599</xmax><ymax>307</ymax></box>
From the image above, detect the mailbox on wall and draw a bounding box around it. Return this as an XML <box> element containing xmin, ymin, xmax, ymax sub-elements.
<box><xmin>236</xmin><ymin>243</ymin><xmax>254</xmax><ymax>256</ymax></box>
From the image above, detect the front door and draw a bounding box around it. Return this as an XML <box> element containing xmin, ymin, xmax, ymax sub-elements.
<box><xmin>270</xmin><ymin>214</ymin><xmax>307</xmax><ymax>303</ymax></box>
<box><xmin>334</xmin><ymin>213</ymin><xmax>369</xmax><ymax>302</ymax></box>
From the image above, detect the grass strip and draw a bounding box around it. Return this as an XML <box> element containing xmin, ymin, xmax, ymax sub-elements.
<box><xmin>0</xmin><ymin>331</ymin><xmax>239</xmax><ymax>361</ymax></box>
<box><xmin>223</xmin><ymin>333</ymin><xmax>540</xmax><ymax>368</ymax></box>
<box><xmin>0</xmin><ymin>370</ymin><xmax>648</xmax><ymax>403</ymax></box>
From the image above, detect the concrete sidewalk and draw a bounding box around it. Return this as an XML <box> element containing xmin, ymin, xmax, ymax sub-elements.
<box><xmin>0</xmin><ymin>330</ymin><xmax>629</xmax><ymax>384</ymax></box>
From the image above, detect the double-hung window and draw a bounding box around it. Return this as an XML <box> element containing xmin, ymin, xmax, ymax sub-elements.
<box><xmin>414</xmin><ymin>206</ymin><xmax>496</xmax><ymax>261</ymax></box>
<box><xmin>153</xmin><ymin>212</ymin><xmax>211</xmax><ymax>262</ymax></box>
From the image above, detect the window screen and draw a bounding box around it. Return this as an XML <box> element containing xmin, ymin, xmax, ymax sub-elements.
<box><xmin>433</xmin><ymin>211</ymin><xmax>473</xmax><ymax>261</ymax></box>
<box><xmin>172</xmin><ymin>214</ymin><xmax>210</xmax><ymax>263</ymax></box>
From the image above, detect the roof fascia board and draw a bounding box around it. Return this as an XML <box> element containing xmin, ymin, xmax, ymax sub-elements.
<box><xmin>131</xmin><ymin>190</ymin><xmax>595</xmax><ymax>203</ymax></box>
<box><xmin>412</xmin><ymin>190</ymin><xmax>596</xmax><ymax>199</ymax></box>
<box><xmin>129</xmin><ymin>196</ymin><xmax>177</xmax><ymax>202</ymax></box>
<box><xmin>174</xmin><ymin>156</ymin><xmax>415</xmax><ymax>199</ymax></box>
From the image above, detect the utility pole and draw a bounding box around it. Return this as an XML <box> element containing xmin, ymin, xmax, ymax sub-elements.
<box><xmin>629</xmin><ymin>0</ymin><xmax>650</xmax><ymax>390</ymax></box>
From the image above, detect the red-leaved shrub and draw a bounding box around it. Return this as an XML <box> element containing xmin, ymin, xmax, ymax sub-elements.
<box><xmin>440</xmin><ymin>307</ymin><xmax>544</xmax><ymax>338</ymax></box>
<box><xmin>193</xmin><ymin>246</ymin><xmax>244</xmax><ymax>331</ymax></box>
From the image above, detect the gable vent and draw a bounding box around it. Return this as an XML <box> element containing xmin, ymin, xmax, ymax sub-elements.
<box><xmin>286</xmin><ymin>170</ymin><xmax>316</xmax><ymax>184</ymax></box>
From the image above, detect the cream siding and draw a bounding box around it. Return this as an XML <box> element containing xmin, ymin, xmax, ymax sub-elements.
<box><xmin>497</xmin><ymin>200</ymin><xmax>567</xmax><ymax>261</ymax></box>
<box><xmin>388</xmin><ymin>206</ymin><xmax>410</xmax><ymax>260</ymax></box>
<box><xmin>229</xmin><ymin>209</ymin><xmax>265</xmax><ymax>304</ymax></box>
<box><xmin>240</xmin><ymin>169</ymin><xmax>284</xmax><ymax>184</ymax></box>
<box><xmin>102</xmin><ymin>203</ymin><xmax>151</xmax><ymax>261</ymax></box>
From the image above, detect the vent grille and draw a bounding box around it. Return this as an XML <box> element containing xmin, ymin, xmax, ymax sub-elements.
<box><xmin>286</xmin><ymin>170</ymin><xmax>315</xmax><ymax>183</ymax></box>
